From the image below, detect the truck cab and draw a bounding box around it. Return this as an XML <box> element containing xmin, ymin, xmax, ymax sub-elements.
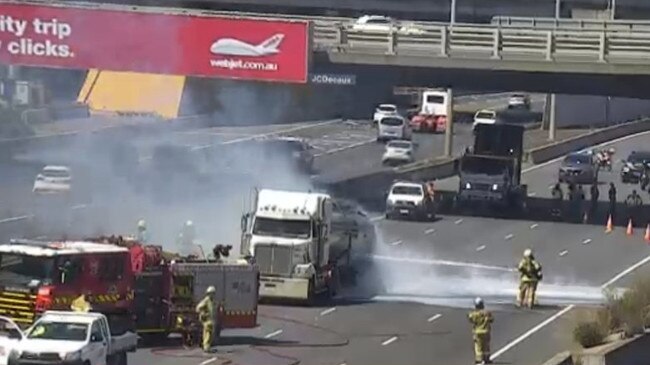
<box><xmin>0</xmin><ymin>239</ymin><xmax>134</xmax><ymax>329</ymax></box>
<box><xmin>240</xmin><ymin>189</ymin><xmax>365</xmax><ymax>303</ymax></box>
<box><xmin>7</xmin><ymin>311</ymin><xmax>136</xmax><ymax>365</ymax></box>
<box><xmin>409</xmin><ymin>89</ymin><xmax>449</xmax><ymax>133</ymax></box>
<box><xmin>385</xmin><ymin>181</ymin><xmax>435</xmax><ymax>220</ymax></box>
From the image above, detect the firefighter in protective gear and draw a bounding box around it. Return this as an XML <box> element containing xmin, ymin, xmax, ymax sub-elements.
<box><xmin>196</xmin><ymin>286</ymin><xmax>217</xmax><ymax>353</ymax></box>
<box><xmin>178</xmin><ymin>220</ymin><xmax>197</xmax><ymax>257</ymax></box>
<box><xmin>70</xmin><ymin>294</ymin><xmax>92</xmax><ymax>312</ymax></box>
<box><xmin>468</xmin><ymin>297</ymin><xmax>493</xmax><ymax>365</ymax></box>
<box><xmin>137</xmin><ymin>219</ymin><xmax>148</xmax><ymax>243</ymax></box>
<box><xmin>517</xmin><ymin>249</ymin><xmax>543</xmax><ymax>308</ymax></box>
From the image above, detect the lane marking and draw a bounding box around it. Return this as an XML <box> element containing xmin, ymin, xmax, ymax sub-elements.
<box><xmin>71</xmin><ymin>204</ymin><xmax>87</xmax><ymax>210</ymax></box>
<box><xmin>199</xmin><ymin>358</ymin><xmax>218</xmax><ymax>365</ymax></box>
<box><xmin>559</xmin><ymin>250</ymin><xmax>568</xmax><ymax>257</ymax></box>
<box><xmin>390</xmin><ymin>240</ymin><xmax>403</xmax><ymax>246</ymax></box>
<box><xmin>582</xmin><ymin>238</ymin><xmax>592</xmax><ymax>245</ymax></box>
<box><xmin>505</xmin><ymin>234</ymin><xmax>514</xmax><ymax>240</ymax></box>
<box><xmin>454</xmin><ymin>219</ymin><xmax>464</xmax><ymax>225</ymax></box>
<box><xmin>370</xmin><ymin>216</ymin><xmax>384</xmax><ymax>222</ymax></box>
<box><xmin>320</xmin><ymin>307</ymin><xmax>337</xmax><ymax>316</ymax></box>
<box><xmin>381</xmin><ymin>336</ymin><xmax>398</xmax><ymax>346</ymax></box>
<box><xmin>314</xmin><ymin>138</ymin><xmax>376</xmax><ymax>157</ymax></box>
<box><xmin>476</xmin><ymin>245</ymin><xmax>486</xmax><ymax>252</ymax></box>
<box><xmin>492</xmin><ymin>253</ymin><xmax>650</xmax><ymax>361</ymax></box>
<box><xmin>0</xmin><ymin>215</ymin><xmax>33</xmax><ymax>224</ymax></box>
<box><xmin>530</xmin><ymin>223</ymin><xmax>539</xmax><ymax>229</ymax></box>
<box><xmin>264</xmin><ymin>329</ymin><xmax>283</xmax><ymax>339</ymax></box>
<box><xmin>427</xmin><ymin>314</ymin><xmax>442</xmax><ymax>323</ymax></box>
<box><xmin>528</xmin><ymin>192</ymin><xmax>537</xmax><ymax>197</ymax></box>
<box><xmin>370</xmin><ymin>254</ymin><xmax>515</xmax><ymax>272</ymax></box>
<box><xmin>425</xmin><ymin>228</ymin><xmax>436</xmax><ymax>234</ymax></box>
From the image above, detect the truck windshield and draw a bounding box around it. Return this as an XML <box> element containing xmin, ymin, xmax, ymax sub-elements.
<box><xmin>27</xmin><ymin>321</ymin><xmax>88</xmax><ymax>341</ymax></box>
<box><xmin>0</xmin><ymin>254</ymin><xmax>55</xmax><ymax>283</ymax></box>
<box><xmin>462</xmin><ymin>157</ymin><xmax>510</xmax><ymax>175</ymax></box>
<box><xmin>253</xmin><ymin>217</ymin><xmax>312</xmax><ymax>239</ymax></box>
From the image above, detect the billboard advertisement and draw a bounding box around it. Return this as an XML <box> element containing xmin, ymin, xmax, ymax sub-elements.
<box><xmin>0</xmin><ymin>2</ymin><xmax>309</xmax><ymax>83</ymax></box>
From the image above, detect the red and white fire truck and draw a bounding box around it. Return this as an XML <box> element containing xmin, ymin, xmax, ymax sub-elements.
<box><xmin>0</xmin><ymin>236</ymin><xmax>259</xmax><ymax>343</ymax></box>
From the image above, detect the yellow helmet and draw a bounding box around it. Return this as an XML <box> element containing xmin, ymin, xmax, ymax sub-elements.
<box><xmin>206</xmin><ymin>286</ymin><xmax>216</xmax><ymax>294</ymax></box>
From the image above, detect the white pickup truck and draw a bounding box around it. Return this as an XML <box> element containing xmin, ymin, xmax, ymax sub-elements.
<box><xmin>2</xmin><ymin>311</ymin><xmax>137</xmax><ymax>365</ymax></box>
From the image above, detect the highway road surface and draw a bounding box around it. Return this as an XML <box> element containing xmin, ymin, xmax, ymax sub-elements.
<box><xmin>2</xmin><ymin>128</ymin><xmax>650</xmax><ymax>365</ymax></box>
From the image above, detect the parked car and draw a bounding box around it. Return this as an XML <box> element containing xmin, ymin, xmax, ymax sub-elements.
<box><xmin>352</xmin><ymin>15</ymin><xmax>424</xmax><ymax>34</ymax></box>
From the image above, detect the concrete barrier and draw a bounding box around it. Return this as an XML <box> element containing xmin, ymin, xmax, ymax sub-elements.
<box><xmin>580</xmin><ymin>334</ymin><xmax>650</xmax><ymax>365</ymax></box>
<box><xmin>50</xmin><ymin>102</ymin><xmax>90</xmax><ymax>120</ymax></box>
<box><xmin>21</xmin><ymin>108</ymin><xmax>51</xmax><ymax>125</ymax></box>
<box><xmin>527</xmin><ymin>118</ymin><xmax>650</xmax><ymax>164</ymax></box>
<box><xmin>540</xmin><ymin>351</ymin><xmax>574</xmax><ymax>365</ymax></box>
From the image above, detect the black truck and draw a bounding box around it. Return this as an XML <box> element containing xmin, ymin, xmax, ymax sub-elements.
<box><xmin>456</xmin><ymin>123</ymin><xmax>527</xmax><ymax>210</ymax></box>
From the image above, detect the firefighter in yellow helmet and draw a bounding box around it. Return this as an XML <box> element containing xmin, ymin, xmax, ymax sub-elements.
<box><xmin>136</xmin><ymin>219</ymin><xmax>148</xmax><ymax>243</ymax></box>
<box><xmin>196</xmin><ymin>285</ymin><xmax>216</xmax><ymax>353</ymax></box>
<box><xmin>468</xmin><ymin>297</ymin><xmax>493</xmax><ymax>365</ymax></box>
<box><xmin>70</xmin><ymin>294</ymin><xmax>92</xmax><ymax>312</ymax></box>
<box><xmin>517</xmin><ymin>248</ymin><xmax>543</xmax><ymax>308</ymax></box>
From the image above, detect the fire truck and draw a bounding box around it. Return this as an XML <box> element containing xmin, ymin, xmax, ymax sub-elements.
<box><xmin>0</xmin><ymin>236</ymin><xmax>259</xmax><ymax>343</ymax></box>
<box><xmin>395</xmin><ymin>87</ymin><xmax>450</xmax><ymax>134</ymax></box>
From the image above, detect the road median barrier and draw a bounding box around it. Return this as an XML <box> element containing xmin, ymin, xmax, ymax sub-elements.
<box><xmin>540</xmin><ymin>333</ymin><xmax>650</xmax><ymax>365</ymax></box>
<box><xmin>526</xmin><ymin>118</ymin><xmax>650</xmax><ymax>164</ymax></box>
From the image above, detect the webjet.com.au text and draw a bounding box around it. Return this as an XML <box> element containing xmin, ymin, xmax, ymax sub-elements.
<box><xmin>210</xmin><ymin>59</ymin><xmax>279</xmax><ymax>71</ymax></box>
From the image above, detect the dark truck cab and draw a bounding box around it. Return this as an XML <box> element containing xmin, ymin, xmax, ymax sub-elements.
<box><xmin>457</xmin><ymin>124</ymin><xmax>527</xmax><ymax>210</ymax></box>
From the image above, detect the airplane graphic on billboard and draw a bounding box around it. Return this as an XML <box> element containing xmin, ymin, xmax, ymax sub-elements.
<box><xmin>210</xmin><ymin>34</ymin><xmax>285</xmax><ymax>57</ymax></box>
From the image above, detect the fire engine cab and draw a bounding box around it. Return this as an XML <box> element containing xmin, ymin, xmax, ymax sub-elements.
<box><xmin>0</xmin><ymin>239</ymin><xmax>134</xmax><ymax>330</ymax></box>
<box><xmin>396</xmin><ymin>87</ymin><xmax>450</xmax><ymax>134</ymax></box>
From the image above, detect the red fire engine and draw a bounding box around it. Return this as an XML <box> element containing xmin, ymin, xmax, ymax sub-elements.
<box><xmin>0</xmin><ymin>236</ymin><xmax>259</xmax><ymax>343</ymax></box>
<box><xmin>396</xmin><ymin>87</ymin><xmax>450</xmax><ymax>134</ymax></box>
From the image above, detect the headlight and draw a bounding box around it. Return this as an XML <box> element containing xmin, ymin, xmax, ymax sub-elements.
<box><xmin>623</xmin><ymin>167</ymin><xmax>630</xmax><ymax>172</ymax></box>
<box><xmin>465</xmin><ymin>182</ymin><xmax>471</xmax><ymax>189</ymax></box>
<box><xmin>62</xmin><ymin>350</ymin><xmax>82</xmax><ymax>361</ymax></box>
<box><xmin>492</xmin><ymin>184</ymin><xmax>499</xmax><ymax>191</ymax></box>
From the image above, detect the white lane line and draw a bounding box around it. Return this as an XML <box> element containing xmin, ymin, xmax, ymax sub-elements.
<box><xmin>264</xmin><ymin>329</ymin><xmax>283</xmax><ymax>339</ymax></box>
<box><xmin>530</xmin><ymin>223</ymin><xmax>539</xmax><ymax>229</ymax></box>
<box><xmin>528</xmin><ymin>192</ymin><xmax>537</xmax><ymax>197</ymax></box>
<box><xmin>505</xmin><ymin>234</ymin><xmax>514</xmax><ymax>240</ymax></box>
<box><xmin>35</xmin><ymin>236</ymin><xmax>47</xmax><ymax>240</ymax></box>
<box><xmin>381</xmin><ymin>336</ymin><xmax>398</xmax><ymax>346</ymax></box>
<box><xmin>314</xmin><ymin>138</ymin><xmax>376</xmax><ymax>157</ymax></box>
<box><xmin>71</xmin><ymin>204</ymin><xmax>87</xmax><ymax>210</ymax></box>
<box><xmin>0</xmin><ymin>215</ymin><xmax>33</xmax><ymax>224</ymax></box>
<box><xmin>454</xmin><ymin>218</ymin><xmax>464</xmax><ymax>225</ymax></box>
<box><xmin>390</xmin><ymin>240</ymin><xmax>403</xmax><ymax>246</ymax></box>
<box><xmin>199</xmin><ymin>358</ymin><xmax>218</xmax><ymax>365</ymax></box>
<box><xmin>320</xmin><ymin>307</ymin><xmax>337</xmax><ymax>316</ymax></box>
<box><xmin>370</xmin><ymin>216</ymin><xmax>384</xmax><ymax>222</ymax></box>
<box><xmin>427</xmin><ymin>314</ymin><xmax>442</xmax><ymax>323</ymax></box>
<box><xmin>582</xmin><ymin>238</ymin><xmax>592</xmax><ymax>245</ymax></box>
<box><xmin>425</xmin><ymin>228</ymin><xmax>436</xmax><ymax>234</ymax></box>
<box><xmin>370</xmin><ymin>255</ymin><xmax>515</xmax><ymax>272</ymax></box>
<box><xmin>492</xmin><ymin>253</ymin><xmax>650</xmax><ymax>361</ymax></box>
<box><xmin>559</xmin><ymin>250</ymin><xmax>568</xmax><ymax>257</ymax></box>
<box><xmin>476</xmin><ymin>245</ymin><xmax>486</xmax><ymax>252</ymax></box>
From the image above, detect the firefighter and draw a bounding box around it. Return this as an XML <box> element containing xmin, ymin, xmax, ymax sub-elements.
<box><xmin>589</xmin><ymin>184</ymin><xmax>599</xmax><ymax>215</ymax></box>
<box><xmin>196</xmin><ymin>286</ymin><xmax>217</xmax><ymax>353</ymax></box>
<box><xmin>576</xmin><ymin>185</ymin><xmax>586</xmax><ymax>222</ymax></box>
<box><xmin>136</xmin><ymin>219</ymin><xmax>148</xmax><ymax>243</ymax></box>
<box><xmin>551</xmin><ymin>183</ymin><xmax>563</xmax><ymax>217</ymax></box>
<box><xmin>517</xmin><ymin>248</ymin><xmax>543</xmax><ymax>309</ymax></box>
<box><xmin>178</xmin><ymin>220</ymin><xmax>197</xmax><ymax>257</ymax></box>
<box><xmin>468</xmin><ymin>297</ymin><xmax>493</xmax><ymax>365</ymax></box>
<box><xmin>70</xmin><ymin>294</ymin><xmax>92</xmax><ymax>312</ymax></box>
<box><xmin>608</xmin><ymin>183</ymin><xmax>617</xmax><ymax>220</ymax></box>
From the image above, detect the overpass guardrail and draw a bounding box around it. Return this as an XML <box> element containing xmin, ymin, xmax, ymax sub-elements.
<box><xmin>315</xmin><ymin>25</ymin><xmax>650</xmax><ymax>65</ymax></box>
<box><xmin>491</xmin><ymin>16</ymin><xmax>650</xmax><ymax>32</ymax></box>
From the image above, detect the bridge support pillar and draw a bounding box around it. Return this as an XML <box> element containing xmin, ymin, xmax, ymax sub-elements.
<box><xmin>549</xmin><ymin>93</ymin><xmax>557</xmax><ymax>141</ymax></box>
<box><xmin>444</xmin><ymin>88</ymin><xmax>454</xmax><ymax>157</ymax></box>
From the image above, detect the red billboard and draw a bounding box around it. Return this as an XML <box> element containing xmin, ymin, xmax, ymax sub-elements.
<box><xmin>0</xmin><ymin>2</ymin><xmax>310</xmax><ymax>83</ymax></box>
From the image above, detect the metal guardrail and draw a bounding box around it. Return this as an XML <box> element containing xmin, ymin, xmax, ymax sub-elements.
<box><xmin>491</xmin><ymin>16</ymin><xmax>650</xmax><ymax>32</ymax></box>
<box><xmin>316</xmin><ymin>25</ymin><xmax>650</xmax><ymax>65</ymax></box>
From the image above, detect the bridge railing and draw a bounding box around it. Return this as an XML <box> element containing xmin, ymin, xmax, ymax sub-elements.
<box><xmin>319</xmin><ymin>25</ymin><xmax>650</xmax><ymax>64</ymax></box>
<box><xmin>491</xmin><ymin>16</ymin><xmax>650</xmax><ymax>32</ymax></box>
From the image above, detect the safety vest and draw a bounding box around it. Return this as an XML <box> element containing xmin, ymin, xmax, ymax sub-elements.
<box><xmin>468</xmin><ymin>309</ymin><xmax>493</xmax><ymax>334</ymax></box>
<box><xmin>70</xmin><ymin>295</ymin><xmax>92</xmax><ymax>312</ymax></box>
<box><xmin>195</xmin><ymin>295</ymin><xmax>215</xmax><ymax>325</ymax></box>
<box><xmin>518</xmin><ymin>258</ymin><xmax>542</xmax><ymax>282</ymax></box>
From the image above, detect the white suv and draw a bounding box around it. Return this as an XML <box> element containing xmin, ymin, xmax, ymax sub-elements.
<box><xmin>382</xmin><ymin>140</ymin><xmax>414</xmax><ymax>165</ymax></box>
<box><xmin>385</xmin><ymin>181</ymin><xmax>435</xmax><ymax>220</ymax></box>
<box><xmin>377</xmin><ymin>115</ymin><xmax>412</xmax><ymax>142</ymax></box>
<box><xmin>373</xmin><ymin>104</ymin><xmax>398</xmax><ymax>125</ymax></box>
<box><xmin>33</xmin><ymin>165</ymin><xmax>72</xmax><ymax>194</ymax></box>
<box><xmin>472</xmin><ymin>109</ymin><xmax>497</xmax><ymax>131</ymax></box>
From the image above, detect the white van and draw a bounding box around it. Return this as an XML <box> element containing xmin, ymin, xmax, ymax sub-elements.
<box><xmin>472</xmin><ymin>109</ymin><xmax>497</xmax><ymax>131</ymax></box>
<box><xmin>377</xmin><ymin>115</ymin><xmax>412</xmax><ymax>142</ymax></box>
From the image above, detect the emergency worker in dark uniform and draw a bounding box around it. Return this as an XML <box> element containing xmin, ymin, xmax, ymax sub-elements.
<box><xmin>551</xmin><ymin>183</ymin><xmax>563</xmax><ymax>218</ymax></box>
<box><xmin>589</xmin><ymin>184</ymin><xmax>600</xmax><ymax>221</ymax></box>
<box><xmin>608</xmin><ymin>183</ymin><xmax>617</xmax><ymax>220</ymax></box>
<box><xmin>625</xmin><ymin>190</ymin><xmax>643</xmax><ymax>223</ymax></box>
<box><xmin>468</xmin><ymin>297</ymin><xmax>493</xmax><ymax>365</ymax></box>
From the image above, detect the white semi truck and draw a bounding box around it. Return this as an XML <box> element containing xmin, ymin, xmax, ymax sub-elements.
<box><xmin>240</xmin><ymin>189</ymin><xmax>373</xmax><ymax>302</ymax></box>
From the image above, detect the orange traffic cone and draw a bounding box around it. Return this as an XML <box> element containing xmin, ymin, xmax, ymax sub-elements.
<box><xmin>645</xmin><ymin>224</ymin><xmax>650</xmax><ymax>243</ymax></box>
<box><xmin>605</xmin><ymin>215</ymin><xmax>614</xmax><ymax>233</ymax></box>
<box><xmin>627</xmin><ymin>219</ymin><xmax>634</xmax><ymax>236</ymax></box>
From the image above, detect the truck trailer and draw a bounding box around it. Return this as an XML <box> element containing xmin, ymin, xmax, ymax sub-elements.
<box><xmin>240</xmin><ymin>189</ymin><xmax>374</xmax><ymax>303</ymax></box>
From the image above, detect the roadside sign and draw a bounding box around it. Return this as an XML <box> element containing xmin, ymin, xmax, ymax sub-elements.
<box><xmin>310</xmin><ymin>73</ymin><xmax>356</xmax><ymax>86</ymax></box>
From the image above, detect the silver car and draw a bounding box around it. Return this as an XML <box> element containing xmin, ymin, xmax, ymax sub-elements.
<box><xmin>558</xmin><ymin>152</ymin><xmax>598</xmax><ymax>184</ymax></box>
